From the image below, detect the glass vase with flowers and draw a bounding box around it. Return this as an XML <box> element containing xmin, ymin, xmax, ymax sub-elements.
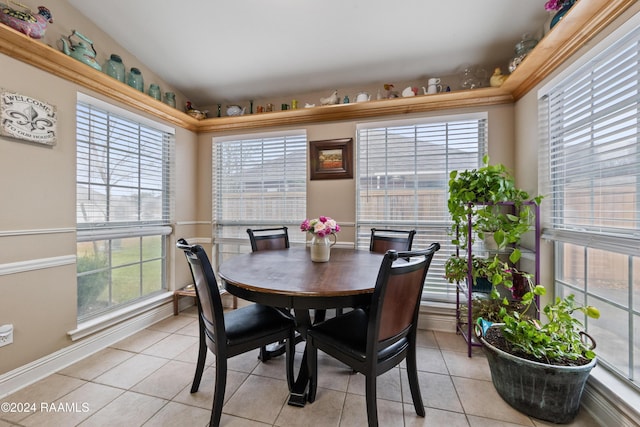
<box><xmin>300</xmin><ymin>216</ymin><xmax>340</xmax><ymax>262</ymax></box>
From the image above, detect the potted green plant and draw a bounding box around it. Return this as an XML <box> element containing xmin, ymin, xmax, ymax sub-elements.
<box><xmin>447</xmin><ymin>155</ymin><xmax>542</xmax><ymax>315</ymax></box>
<box><xmin>476</xmin><ymin>288</ymin><xmax>600</xmax><ymax>424</ymax></box>
<box><xmin>444</xmin><ymin>250</ymin><xmax>529</xmax><ymax>293</ymax></box>
<box><xmin>448</xmin><ymin>155</ymin><xmax>541</xmax><ymax>251</ymax></box>
<box><xmin>474</xmin><ymin>204</ymin><xmax>533</xmax><ymax>250</ymax></box>
<box><xmin>446</xmin><ymin>253</ymin><xmax>534</xmax><ymax>321</ymax></box>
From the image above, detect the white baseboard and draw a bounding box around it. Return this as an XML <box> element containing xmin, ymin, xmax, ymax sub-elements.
<box><xmin>418</xmin><ymin>301</ymin><xmax>457</xmax><ymax>333</ymax></box>
<box><xmin>418</xmin><ymin>312</ymin><xmax>456</xmax><ymax>332</ymax></box>
<box><xmin>0</xmin><ymin>301</ymin><xmax>174</xmax><ymax>399</ymax></box>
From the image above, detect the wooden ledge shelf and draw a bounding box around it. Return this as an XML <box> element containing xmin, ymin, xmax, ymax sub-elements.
<box><xmin>0</xmin><ymin>0</ymin><xmax>635</xmax><ymax>134</ymax></box>
<box><xmin>197</xmin><ymin>88</ymin><xmax>513</xmax><ymax>133</ymax></box>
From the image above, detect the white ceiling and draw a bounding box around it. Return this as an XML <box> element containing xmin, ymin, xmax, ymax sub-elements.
<box><xmin>67</xmin><ymin>0</ymin><xmax>550</xmax><ymax>106</ymax></box>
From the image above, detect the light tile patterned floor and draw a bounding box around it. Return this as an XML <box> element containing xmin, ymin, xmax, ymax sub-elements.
<box><xmin>0</xmin><ymin>305</ymin><xmax>603</xmax><ymax>426</ymax></box>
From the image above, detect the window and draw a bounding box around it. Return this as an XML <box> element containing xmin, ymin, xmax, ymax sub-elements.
<box><xmin>76</xmin><ymin>94</ymin><xmax>174</xmax><ymax>321</ymax></box>
<box><xmin>356</xmin><ymin>115</ymin><xmax>487</xmax><ymax>301</ymax></box>
<box><xmin>540</xmin><ymin>22</ymin><xmax>640</xmax><ymax>388</ymax></box>
<box><xmin>212</xmin><ymin>131</ymin><xmax>307</xmax><ymax>264</ymax></box>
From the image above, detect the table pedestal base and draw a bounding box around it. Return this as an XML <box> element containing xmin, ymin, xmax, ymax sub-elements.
<box><xmin>285</xmin><ymin>309</ymin><xmax>327</xmax><ymax>406</ymax></box>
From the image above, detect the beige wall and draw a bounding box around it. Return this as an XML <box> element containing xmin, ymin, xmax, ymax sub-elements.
<box><xmin>0</xmin><ymin>0</ymin><xmax>198</xmax><ymax>374</ymax></box>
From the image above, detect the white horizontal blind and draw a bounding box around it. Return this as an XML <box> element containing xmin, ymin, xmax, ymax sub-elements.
<box><xmin>75</xmin><ymin>97</ymin><xmax>174</xmax><ymax>320</ymax></box>
<box><xmin>542</xmin><ymin>24</ymin><xmax>640</xmax><ymax>253</ymax></box>
<box><xmin>357</xmin><ymin>116</ymin><xmax>487</xmax><ymax>301</ymax></box>
<box><xmin>213</xmin><ymin>131</ymin><xmax>307</xmax><ymax>243</ymax></box>
<box><xmin>76</xmin><ymin>101</ymin><xmax>174</xmax><ymax>231</ymax></box>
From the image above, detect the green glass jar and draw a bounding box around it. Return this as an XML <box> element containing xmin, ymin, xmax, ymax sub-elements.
<box><xmin>127</xmin><ymin>67</ymin><xmax>144</xmax><ymax>92</ymax></box>
<box><xmin>148</xmin><ymin>84</ymin><xmax>161</xmax><ymax>101</ymax></box>
<box><xmin>163</xmin><ymin>92</ymin><xmax>176</xmax><ymax>108</ymax></box>
<box><xmin>103</xmin><ymin>54</ymin><xmax>125</xmax><ymax>82</ymax></box>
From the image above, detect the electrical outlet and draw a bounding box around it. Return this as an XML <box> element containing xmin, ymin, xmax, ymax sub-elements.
<box><xmin>0</xmin><ymin>324</ymin><xmax>13</xmax><ymax>347</ymax></box>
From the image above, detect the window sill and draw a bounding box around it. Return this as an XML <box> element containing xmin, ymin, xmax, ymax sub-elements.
<box><xmin>67</xmin><ymin>292</ymin><xmax>173</xmax><ymax>341</ymax></box>
<box><xmin>587</xmin><ymin>365</ymin><xmax>640</xmax><ymax>424</ymax></box>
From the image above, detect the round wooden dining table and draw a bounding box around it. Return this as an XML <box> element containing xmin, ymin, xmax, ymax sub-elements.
<box><xmin>218</xmin><ymin>247</ymin><xmax>385</xmax><ymax>406</ymax></box>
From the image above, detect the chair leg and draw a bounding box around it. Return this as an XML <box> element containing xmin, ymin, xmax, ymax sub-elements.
<box><xmin>406</xmin><ymin>345</ymin><xmax>425</xmax><ymax>417</ymax></box>
<box><xmin>365</xmin><ymin>375</ymin><xmax>379</xmax><ymax>427</ymax></box>
<box><xmin>209</xmin><ymin>356</ymin><xmax>227</xmax><ymax>427</ymax></box>
<box><xmin>258</xmin><ymin>345</ymin><xmax>270</xmax><ymax>362</ymax></box>
<box><xmin>306</xmin><ymin>338</ymin><xmax>318</xmax><ymax>403</ymax></box>
<box><xmin>285</xmin><ymin>329</ymin><xmax>295</xmax><ymax>392</ymax></box>
<box><xmin>191</xmin><ymin>317</ymin><xmax>207</xmax><ymax>393</ymax></box>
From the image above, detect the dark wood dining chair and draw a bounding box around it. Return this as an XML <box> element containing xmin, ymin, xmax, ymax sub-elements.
<box><xmin>247</xmin><ymin>226</ymin><xmax>289</xmax><ymax>252</ymax></box>
<box><xmin>334</xmin><ymin>227</ymin><xmax>417</xmax><ymax>317</ymax></box>
<box><xmin>306</xmin><ymin>243</ymin><xmax>440</xmax><ymax>427</ymax></box>
<box><xmin>246</xmin><ymin>226</ymin><xmax>292</xmax><ymax>361</ymax></box>
<box><xmin>176</xmin><ymin>238</ymin><xmax>295</xmax><ymax>427</ymax></box>
<box><xmin>369</xmin><ymin>228</ymin><xmax>417</xmax><ymax>253</ymax></box>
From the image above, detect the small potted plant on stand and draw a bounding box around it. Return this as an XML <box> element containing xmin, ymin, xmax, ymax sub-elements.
<box><xmin>476</xmin><ymin>288</ymin><xmax>600</xmax><ymax>424</ymax></box>
<box><xmin>447</xmin><ymin>155</ymin><xmax>539</xmax><ymax>252</ymax></box>
<box><xmin>445</xmin><ymin>253</ymin><xmax>535</xmax><ymax>323</ymax></box>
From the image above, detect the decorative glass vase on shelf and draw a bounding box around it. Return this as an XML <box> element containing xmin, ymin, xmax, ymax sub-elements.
<box><xmin>148</xmin><ymin>84</ymin><xmax>161</xmax><ymax>101</ymax></box>
<box><xmin>508</xmin><ymin>34</ymin><xmax>538</xmax><ymax>72</ymax></box>
<box><xmin>548</xmin><ymin>0</ymin><xmax>576</xmax><ymax>30</ymax></box>
<box><xmin>127</xmin><ymin>67</ymin><xmax>144</xmax><ymax>92</ymax></box>
<box><xmin>163</xmin><ymin>92</ymin><xmax>176</xmax><ymax>108</ymax></box>
<box><xmin>103</xmin><ymin>54</ymin><xmax>125</xmax><ymax>82</ymax></box>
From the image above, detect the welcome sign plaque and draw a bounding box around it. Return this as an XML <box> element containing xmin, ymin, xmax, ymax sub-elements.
<box><xmin>0</xmin><ymin>89</ymin><xmax>57</xmax><ymax>145</ymax></box>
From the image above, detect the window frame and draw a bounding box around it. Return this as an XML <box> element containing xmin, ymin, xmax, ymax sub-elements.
<box><xmin>356</xmin><ymin>113</ymin><xmax>488</xmax><ymax>302</ymax></box>
<box><xmin>75</xmin><ymin>93</ymin><xmax>174</xmax><ymax>322</ymax></box>
<box><xmin>539</xmin><ymin>16</ymin><xmax>640</xmax><ymax>390</ymax></box>
<box><xmin>211</xmin><ymin>130</ymin><xmax>308</xmax><ymax>267</ymax></box>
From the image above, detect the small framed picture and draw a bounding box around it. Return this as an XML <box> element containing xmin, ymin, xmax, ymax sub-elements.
<box><xmin>309</xmin><ymin>138</ymin><xmax>353</xmax><ymax>180</ymax></box>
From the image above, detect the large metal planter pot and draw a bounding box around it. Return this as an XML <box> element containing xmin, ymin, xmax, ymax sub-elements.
<box><xmin>479</xmin><ymin>325</ymin><xmax>597</xmax><ymax>424</ymax></box>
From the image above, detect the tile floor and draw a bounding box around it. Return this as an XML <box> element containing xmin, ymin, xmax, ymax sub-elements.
<box><xmin>0</xmin><ymin>305</ymin><xmax>603</xmax><ymax>427</ymax></box>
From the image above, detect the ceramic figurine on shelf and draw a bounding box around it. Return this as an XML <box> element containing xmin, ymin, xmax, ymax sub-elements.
<box><xmin>402</xmin><ymin>86</ymin><xmax>417</xmax><ymax>97</ymax></box>
<box><xmin>0</xmin><ymin>3</ymin><xmax>52</xmax><ymax>39</ymax></box>
<box><xmin>320</xmin><ymin>90</ymin><xmax>339</xmax><ymax>105</ymax></box>
<box><xmin>383</xmin><ymin>83</ymin><xmax>399</xmax><ymax>99</ymax></box>
<box><xmin>185</xmin><ymin>101</ymin><xmax>208</xmax><ymax>120</ymax></box>
<box><xmin>343</xmin><ymin>95</ymin><xmax>349</xmax><ymax>104</ymax></box>
<box><xmin>490</xmin><ymin>67</ymin><xmax>508</xmax><ymax>87</ymax></box>
<box><xmin>226</xmin><ymin>105</ymin><xmax>245</xmax><ymax>116</ymax></box>
<box><xmin>355</xmin><ymin>92</ymin><xmax>370</xmax><ymax>102</ymax></box>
